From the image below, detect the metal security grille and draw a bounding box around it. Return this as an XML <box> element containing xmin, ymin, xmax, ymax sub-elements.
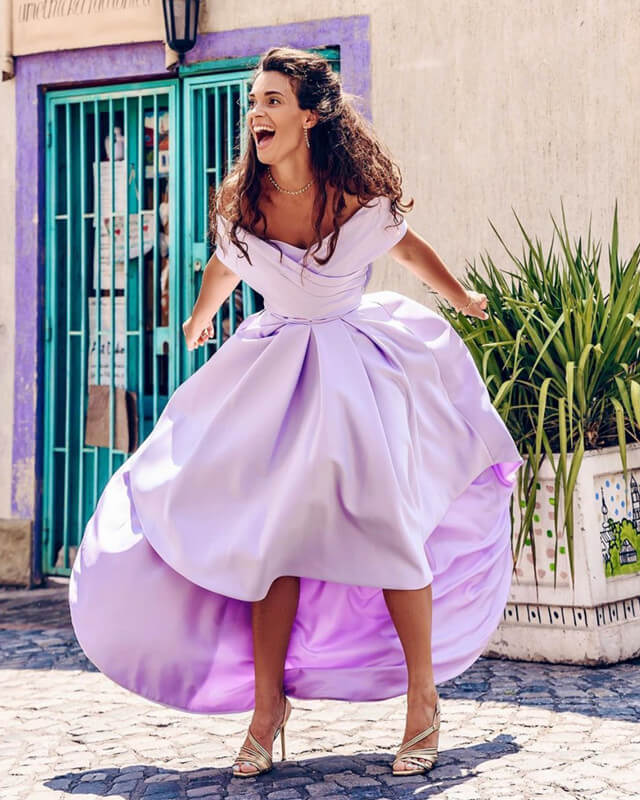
<box><xmin>43</xmin><ymin>76</ymin><xmax>258</xmax><ymax>576</ymax></box>
<box><xmin>43</xmin><ymin>50</ymin><xmax>339</xmax><ymax>576</ymax></box>
<box><xmin>181</xmin><ymin>70</ymin><xmax>262</xmax><ymax>380</ymax></box>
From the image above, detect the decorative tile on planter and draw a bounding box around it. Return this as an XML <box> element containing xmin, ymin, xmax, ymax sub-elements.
<box><xmin>597</xmin><ymin>472</ymin><xmax>640</xmax><ymax>578</ymax></box>
<box><xmin>513</xmin><ymin>478</ymin><xmax>572</xmax><ymax>588</ymax></box>
<box><xmin>483</xmin><ymin>441</ymin><xmax>640</xmax><ymax>665</ymax></box>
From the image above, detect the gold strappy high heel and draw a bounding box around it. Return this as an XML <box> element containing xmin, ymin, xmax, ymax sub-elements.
<box><xmin>392</xmin><ymin>695</ymin><xmax>441</xmax><ymax>776</ymax></box>
<box><xmin>232</xmin><ymin>695</ymin><xmax>292</xmax><ymax>778</ymax></box>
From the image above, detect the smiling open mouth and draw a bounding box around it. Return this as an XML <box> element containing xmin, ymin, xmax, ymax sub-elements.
<box><xmin>255</xmin><ymin>129</ymin><xmax>276</xmax><ymax>148</ymax></box>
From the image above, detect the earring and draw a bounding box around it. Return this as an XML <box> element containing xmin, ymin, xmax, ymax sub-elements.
<box><xmin>303</xmin><ymin>125</ymin><xmax>310</xmax><ymax>149</ymax></box>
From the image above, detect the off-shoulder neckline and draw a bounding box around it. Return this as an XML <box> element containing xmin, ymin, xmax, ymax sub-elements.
<box><xmin>268</xmin><ymin>199</ymin><xmax>377</xmax><ymax>250</ymax></box>
<box><xmin>223</xmin><ymin>197</ymin><xmax>380</xmax><ymax>251</ymax></box>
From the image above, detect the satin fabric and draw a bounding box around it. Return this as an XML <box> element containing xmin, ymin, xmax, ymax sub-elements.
<box><xmin>69</xmin><ymin>196</ymin><xmax>524</xmax><ymax>713</ymax></box>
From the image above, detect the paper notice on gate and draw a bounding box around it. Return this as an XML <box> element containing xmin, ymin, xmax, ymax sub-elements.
<box><xmin>94</xmin><ymin>160</ymin><xmax>128</xmax><ymax>214</ymax></box>
<box><xmin>92</xmin><ymin>160</ymin><xmax>155</xmax><ymax>291</ymax></box>
<box><xmin>88</xmin><ymin>295</ymin><xmax>126</xmax><ymax>389</ymax></box>
<box><xmin>93</xmin><ymin>214</ymin><xmax>155</xmax><ymax>291</ymax></box>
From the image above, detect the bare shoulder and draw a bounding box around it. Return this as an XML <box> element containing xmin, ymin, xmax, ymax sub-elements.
<box><xmin>217</xmin><ymin>174</ymin><xmax>237</xmax><ymax>216</ymax></box>
<box><xmin>332</xmin><ymin>188</ymin><xmax>373</xmax><ymax>222</ymax></box>
<box><xmin>218</xmin><ymin>173</ymin><xmax>257</xmax><ymax>228</ymax></box>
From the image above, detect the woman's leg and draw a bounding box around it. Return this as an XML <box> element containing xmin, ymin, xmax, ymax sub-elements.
<box><xmin>235</xmin><ymin>575</ymin><xmax>300</xmax><ymax>774</ymax></box>
<box><xmin>382</xmin><ymin>583</ymin><xmax>440</xmax><ymax>771</ymax></box>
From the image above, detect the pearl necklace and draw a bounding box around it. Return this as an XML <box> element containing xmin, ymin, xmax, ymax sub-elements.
<box><xmin>267</xmin><ymin>166</ymin><xmax>314</xmax><ymax>195</ymax></box>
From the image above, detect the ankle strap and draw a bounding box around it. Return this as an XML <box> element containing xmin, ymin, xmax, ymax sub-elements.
<box><xmin>396</xmin><ymin>700</ymin><xmax>440</xmax><ymax>753</ymax></box>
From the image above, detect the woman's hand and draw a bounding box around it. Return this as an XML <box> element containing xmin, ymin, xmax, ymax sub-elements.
<box><xmin>183</xmin><ymin>315</ymin><xmax>214</xmax><ymax>351</ymax></box>
<box><xmin>451</xmin><ymin>290</ymin><xmax>489</xmax><ymax>320</ymax></box>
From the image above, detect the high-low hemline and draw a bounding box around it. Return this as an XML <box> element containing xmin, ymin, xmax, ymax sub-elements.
<box><xmin>69</xmin><ymin>196</ymin><xmax>524</xmax><ymax>714</ymax></box>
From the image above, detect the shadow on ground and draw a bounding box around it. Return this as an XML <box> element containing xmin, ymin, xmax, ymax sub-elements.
<box><xmin>43</xmin><ymin>737</ymin><xmax>519</xmax><ymax>799</ymax></box>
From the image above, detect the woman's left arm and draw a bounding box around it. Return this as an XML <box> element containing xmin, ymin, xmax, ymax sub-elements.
<box><xmin>389</xmin><ymin>226</ymin><xmax>488</xmax><ymax>319</ymax></box>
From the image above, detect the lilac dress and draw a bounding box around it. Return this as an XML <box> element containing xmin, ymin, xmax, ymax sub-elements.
<box><xmin>69</xmin><ymin>195</ymin><xmax>523</xmax><ymax>714</ymax></box>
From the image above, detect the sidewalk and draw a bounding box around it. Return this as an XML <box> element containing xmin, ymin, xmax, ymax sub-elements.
<box><xmin>1</xmin><ymin>579</ymin><xmax>639</xmax><ymax>800</ymax></box>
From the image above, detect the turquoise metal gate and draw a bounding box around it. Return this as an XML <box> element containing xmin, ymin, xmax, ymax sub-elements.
<box><xmin>42</xmin><ymin>74</ymin><xmax>258</xmax><ymax>576</ymax></box>
<box><xmin>180</xmin><ymin>70</ymin><xmax>261</xmax><ymax>380</ymax></box>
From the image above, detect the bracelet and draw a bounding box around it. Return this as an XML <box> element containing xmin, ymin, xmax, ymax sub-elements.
<box><xmin>455</xmin><ymin>295</ymin><xmax>474</xmax><ymax>314</ymax></box>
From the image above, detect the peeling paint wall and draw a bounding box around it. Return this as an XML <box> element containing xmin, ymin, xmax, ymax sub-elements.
<box><xmin>0</xmin><ymin>70</ymin><xmax>16</xmax><ymax>518</ymax></box>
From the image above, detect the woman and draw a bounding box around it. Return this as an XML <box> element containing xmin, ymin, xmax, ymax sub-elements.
<box><xmin>70</xmin><ymin>46</ymin><xmax>523</xmax><ymax>780</ymax></box>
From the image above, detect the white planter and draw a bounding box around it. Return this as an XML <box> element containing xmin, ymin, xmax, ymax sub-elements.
<box><xmin>483</xmin><ymin>441</ymin><xmax>640</xmax><ymax>664</ymax></box>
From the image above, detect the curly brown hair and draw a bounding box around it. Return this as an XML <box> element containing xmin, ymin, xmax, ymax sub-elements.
<box><xmin>209</xmin><ymin>45</ymin><xmax>413</xmax><ymax>271</ymax></box>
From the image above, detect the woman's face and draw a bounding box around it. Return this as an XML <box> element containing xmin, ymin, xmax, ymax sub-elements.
<box><xmin>247</xmin><ymin>70</ymin><xmax>316</xmax><ymax>164</ymax></box>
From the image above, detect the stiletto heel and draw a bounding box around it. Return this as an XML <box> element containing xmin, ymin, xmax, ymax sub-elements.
<box><xmin>232</xmin><ymin>695</ymin><xmax>292</xmax><ymax>777</ymax></box>
<box><xmin>392</xmin><ymin>695</ymin><xmax>441</xmax><ymax>776</ymax></box>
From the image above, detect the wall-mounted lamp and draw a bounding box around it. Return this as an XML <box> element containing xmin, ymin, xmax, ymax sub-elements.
<box><xmin>162</xmin><ymin>0</ymin><xmax>201</xmax><ymax>62</ymax></box>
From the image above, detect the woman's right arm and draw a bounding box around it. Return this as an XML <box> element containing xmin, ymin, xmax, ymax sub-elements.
<box><xmin>183</xmin><ymin>255</ymin><xmax>242</xmax><ymax>350</ymax></box>
<box><xmin>193</xmin><ymin>254</ymin><xmax>242</xmax><ymax>321</ymax></box>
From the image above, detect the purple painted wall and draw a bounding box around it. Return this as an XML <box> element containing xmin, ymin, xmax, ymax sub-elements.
<box><xmin>12</xmin><ymin>17</ymin><xmax>372</xmax><ymax>532</ymax></box>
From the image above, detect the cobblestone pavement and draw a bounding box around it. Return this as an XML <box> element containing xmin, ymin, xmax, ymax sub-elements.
<box><xmin>1</xmin><ymin>580</ymin><xmax>639</xmax><ymax>800</ymax></box>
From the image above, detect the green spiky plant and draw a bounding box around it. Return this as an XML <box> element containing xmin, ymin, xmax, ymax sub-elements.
<box><xmin>436</xmin><ymin>201</ymin><xmax>640</xmax><ymax>588</ymax></box>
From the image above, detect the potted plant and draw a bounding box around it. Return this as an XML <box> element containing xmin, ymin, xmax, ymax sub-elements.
<box><xmin>437</xmin><ymin>201</ymin><xmax>640</xmax><ymax>664</ymax></box>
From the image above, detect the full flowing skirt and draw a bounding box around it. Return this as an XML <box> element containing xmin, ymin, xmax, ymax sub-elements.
<box><xmin>69</xmin><ymin>290</ymin><xmax>523</xmax><ymax>713</ymax></box>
